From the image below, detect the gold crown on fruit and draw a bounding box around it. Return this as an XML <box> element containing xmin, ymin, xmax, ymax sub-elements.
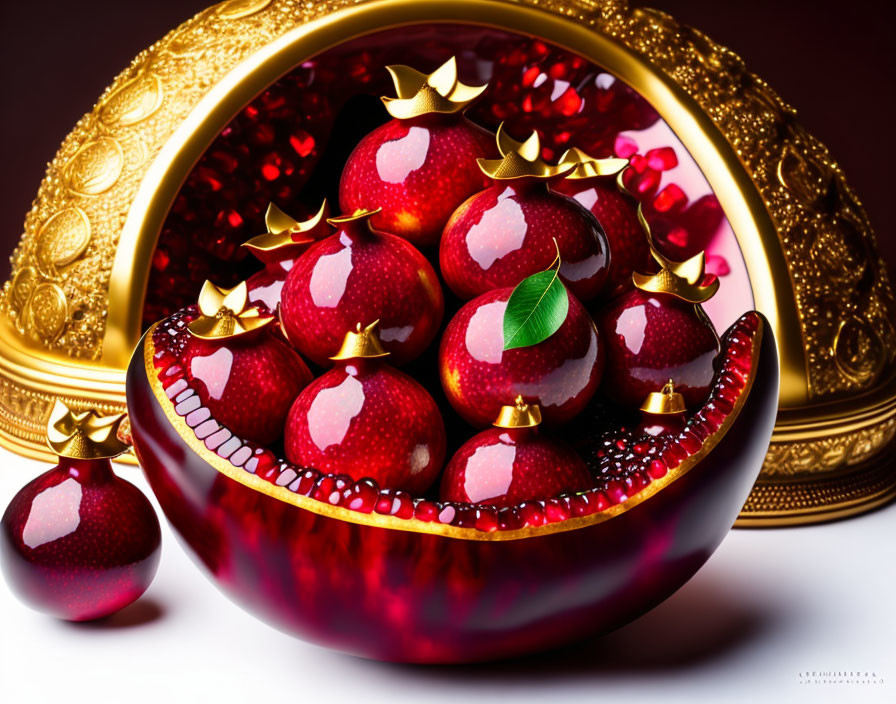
<box><xmin>558</xmin><ymin>147</ymin><xmax>629</xmax><ymax>180</ymax></box>
<box><xmin>631</xmin><ymin>206</ymin><xmax>719</xmax><ymax>304</ymax></box>
<box><xmin>640</xmin><ymin>380</ymin><xmax>687</xmax><ymax>415</ymax></box>
<box><xmin>187</xmin><ymin>280</ymin><xmax>274</xmax><ymax>340</ymax></box>
<box><xmin>327</xmin><ymin>208</ymin><xmax>382</xmax><ymax>227</ymax></box>
<box><xmin>494</xmin><ymin>395</ymin><xmax>543</xmax><ymax>429</ymax></box>
<box><xmin>46</xmin><ymin>400</ymin><xmax>130</xmax><ymax>460</ymax></box>
<box><xmin>330</xmin><ymin>320</ymin><xmax>390</xmax><ymax>361</ymax></box>
<box><xmin>242</xmin><ymin>200</ymin><xmax>331</xmax><ymax>261</ymax></box>
<box><xmin>382</xmin><ymin>56</ymin><xmax>488</xmax><ymax>119</ymax></box>
<box><xmin>478</xmin><ymin>124</ymin><xmax>574</xmax><ymax>181</ymax></box>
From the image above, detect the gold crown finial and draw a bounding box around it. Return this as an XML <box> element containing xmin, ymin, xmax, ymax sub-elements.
<box><xmin>478</xmin><ymin>123</ymin><xmax>575</xmax><ymax>181</ymax></box>
<box><xmin>381</xmin><ymin>56</ymin><xmax>488</xmax><ymax>119</ymax></box>
<box><xmin>46</xmin><ymin>400</ymin><xmax>130</xmax><ymax>460</ymax></box>
<box><xmin>640</xmin><ymin>380</ymin><xmax>687</xmax><ymax>415</ymax></box>
<box><xmin>558</xmin><ymin>147</ymin><xmax>629</xmax><ymax>180</ymax></box>
<box><xmin>187</xmin><ymin>280</ymin><xmax>274</xmax><ymax>340</ymax></box>
<box><xmin>242</xmin><ymin>200</ymin><xmax>331</xmax><ymax>262</ymax></box>
<box><xmin>629</xmin><ymin>202</ymin><xmax>720</xmax><ymax>304</ymax></box>
<box><xmin>330</xmin><ymin>320</ymin><xmax>390</xmax><ymax>361</ymax></box>
<box><xmin>494</xmin><ymin>395</ymin><xmax>543</xmax><ymax>429</ymax></box>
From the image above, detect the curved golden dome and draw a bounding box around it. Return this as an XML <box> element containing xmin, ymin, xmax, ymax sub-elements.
<box><xmin>1</xmin><ymin>0</ymin><xmax>894</xmax><ymax>525</ymax></box>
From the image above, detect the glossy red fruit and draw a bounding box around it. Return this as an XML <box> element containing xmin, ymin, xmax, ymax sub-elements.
<box><xmin>179</xmin><ymin>281</ymin><xmax>313</xmax><ymax>446</ymax></box>
<box><xmin>440</xmin><ymin>179</ymin><xmax>609</xmax><ymax>301</ymax></box>
<box><xmin>1</xmin><ymin>457</ymin><xmax>161</xmax><ymax>621</ymax></box>
<box><xmin>279</xmin><ymin>210</ymin><xmax>444</xmax><ymax>367</ymax></box>
<box><xmin>284</xmin><ymin>327</ymin><xmax>446</xmax><ymax>495</ymax></box>
<box><xmin>181</xmin><ymin>333</ymin><xmax>311</xmax><ymax>446</ymax></box>
<box><xmin>440</xmin><ymin>286</ymin><xmax>603</xmax><ymax>427</ymax></box>
<box><xmin>597</xmin><ymin>288</ymin><xmax>720</xmax><ymax>410</ymax></box>
<box><xmin>554</xmin><ymin>174</ymin><xmax>650</xmax><ymax>296</ymax></box>
<box><xmin>243</xmin><ymin>202</ymin><xmax>332</xmax><ymax>313</ymax></box>
<box><xmin>129</xmin><ymin>308</ymin><xmax>778</xmax><ymax>663</ymax></box>
<box><xmin>340</xmin><ymin>114</ymin><xmax>496</xmax><ymax>248</ymax></box>
<box><xmin>440</xmin><ymin>420</ymin><xmax>591</xmax><ymax>508</ymax></box>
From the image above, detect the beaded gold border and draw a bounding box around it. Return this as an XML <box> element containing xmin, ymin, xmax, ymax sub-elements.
<box><xmin>138</xmin><ymin>319</ymin><xmax>760</xmax><ymax>541</ymax></box>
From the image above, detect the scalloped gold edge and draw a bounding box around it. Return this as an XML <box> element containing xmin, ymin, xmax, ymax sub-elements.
<box><xmin>139</xmin><ymin>318</ymin><xmax>760</xmax><ymax>542</ymax></box>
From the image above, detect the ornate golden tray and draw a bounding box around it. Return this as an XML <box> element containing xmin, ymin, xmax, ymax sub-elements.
<box><xmin>1</xmin><ymin>0</ymin><xmax>893</xmax><ymax>526</ymax></box>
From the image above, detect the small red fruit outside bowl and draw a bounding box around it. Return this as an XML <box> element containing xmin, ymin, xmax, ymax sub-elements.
<box><xmin>127</xmin><ymin>300</ymin><xmax>778</xmax><ymax>663</ymax></box>
<box><xmin>1</xmin><ymin>404</ymin><xmax>161</xmax><ymax>622</ymax></box>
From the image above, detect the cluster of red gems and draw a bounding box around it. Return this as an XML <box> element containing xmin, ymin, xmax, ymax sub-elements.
<box><xmin>143</xmin><ymin>32</ymin><xmax>723</xmax><ymax>328</ymax></box>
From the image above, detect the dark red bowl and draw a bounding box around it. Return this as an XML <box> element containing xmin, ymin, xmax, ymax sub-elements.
<box><xmin>126</xmin><ymin>311</ymin><xmax>777</xmax><ymax>663</ymax></box>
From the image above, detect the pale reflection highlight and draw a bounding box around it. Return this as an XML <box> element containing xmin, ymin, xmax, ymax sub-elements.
<box><xmin>23</xmin><ymin>479</ymin><xmax>82</xmax><ymax>549</ymax></box>
<box><xmin>307</xmin><ymin>375</ymin><xmax>365</xmax><ymax>450</ymax></box>
<box><xmin>464</xmin><ymin>442</ymin><xmax>516</xmax><ymax>503</ymax></box>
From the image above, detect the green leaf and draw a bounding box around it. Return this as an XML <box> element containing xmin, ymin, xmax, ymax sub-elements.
<box><xmin>502</xmin><ymin>269</ymin><xmax>570</xmax><ymax>350</ymax></box>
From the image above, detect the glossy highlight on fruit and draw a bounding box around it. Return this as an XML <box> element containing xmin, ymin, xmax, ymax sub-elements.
<box><xmin>440</xmin><ymin>286</ymin><xmax>603</xmax><ymax>427</ymax></box>
<box><xmin>279</xmin><ymin>210</ymin><xmax>444</xmax><ymax>366</ymax></box>
<box><xmin>1</xmin><ymin>457</ymin><xmax>161</xmax><ymax>622</ymax></box>
<box><xmin>440</xmin><ymin>399</ymin><xmax>590</xmax><ymax>507</ymax></box>
<box><xmin>284</xmin><ymin>324</ymin><xmax>446</xmax><ymax>495</ymax></box>
<box><xmin>179</xmin><ymin>282</ymin><xmax>313</xmax><ymax>446</ymax></box>
<box><xmin>597</xmin><ymin>287</ymin><xmax>720</xmax><ymax>410</ymax></box>
<box><xmin>440</xmin><ymin>179</ymin><xmax>610</xmax><ymax>301</ymax></box>
<box><xmin>128</xmin><ymin>307</ymin><xmax>778</xmax><ymax>662</ymax></box>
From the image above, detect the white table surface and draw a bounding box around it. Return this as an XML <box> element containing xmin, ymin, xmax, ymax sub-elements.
<box><xmin>1</xmin><ymin>445</ymin><xmax>893</xmax><ymax>704</ymax></box>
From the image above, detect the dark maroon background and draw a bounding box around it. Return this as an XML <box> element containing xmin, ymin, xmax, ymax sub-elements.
<box><xmin>0</xmin><ymin>0</ymin><xmax>893</xmax><ymax>284</ymax></box>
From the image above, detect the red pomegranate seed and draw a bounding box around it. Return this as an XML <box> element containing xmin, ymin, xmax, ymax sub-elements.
<box><xmin>390</xmin><ymin>492</ymin><xmax>415</xmax><ymax>519</ymax></box>
<box><xmin>568</xmin><ymin>493</ymin><xmax>590</xmax><ymax>517</ymax></box>
<box><xmin>625</xmin><ymin>473</ymin><xmax>647</xmax><ymax>493</ymax></box>
<box><xmin>294</xmin><ymin>470</ymin><xmax>318</xmax><ymax>496</ymax></box>
<box><xmin>544</xmin><ymin>499</ymin><xmax>570</xmax><ymax>523</ymax></box>
<box><xmin>518</xmin><ymin>502</ymin><xmax>545</xmax><ymax>527</ymax></box>
<box><xmin>414</xmin><ymin>500</ymin><xmax>438</xmax><ymax>522</ymax></box>
<box><xmin>647</xmin><ymin>458</ymin><xmax>668</xmax><ymax>479</ymax></box>
<box><xmin>522</xmin><ymin>66</ymin><xmax>541</xmax><ymax>87</ymax></box>
<box><xmin>474</xmin><ymin>508</ymin><xmax>499</xmax><ymax>532</ymax></box>
<box><xmin>713</xmin><ymin>397</ymin><xmax>734</xmax><ymax>415</ymax></box>
<box><xmin>312</xmin><ymin>476</ymin><xmax>337</xmax><ymax>502</ymax></box>
<box><xmin>498</xmin><ymin>507</ymin><xmax>521</xmax><ymax>531</ymax></box>
<box><xmin>455</xmin><ymin>506</ymin><xmax>477</xmax><ymax>528</ymax></box>
<box><xmin>646</xmin><ymin>146</ymin><xmax>678</xmax><ymax>171</ymax></box>
<box><xmin>592</xmin><ymin>491</ymin><xmax>610</xmax><ymax>512</ymax></box>
<box><xmin>629</xmin><ymin>153</ymin><xmax>649</xmax><ymax>173</ymax></box>
<box><xmin>653</xmin><ymin>184</ymin><xmax>687</xmax><ymax>213</ymax></box>
<box><xmin>614</xmin><ymin>134</ymin><xmax>638</xmax><ymax>158</ymax></box>
<box><xmin>556</xmin><ymin>86</ymin><xmax>582</xmax><ymax>116</ymax></box>
<box><xmin>254</xmin><ymin>450</ymin><xmax>279</xmax><ymax>480</ymax></box>
<box><xmin>346</xmin><ymin>480</ymin><xmax>377</xmax><ymax>513</ymax></box>
<box><xmin>604</xmin><ymin>481</ymin><xmax>627</xmax><ymax>504</ymax></box>
<box><xmin>666</xmin><ymin>226</ymin><xmax>689</xmax><ymax>248</ymax></box>
<box><xmin>635</xmin><ymin>169</ymin><xmax>661</xmax><ymax>195</ymax></box>
<box><xmin>663</xmin><ymin>442</ymin><xmax>688</xmax><ymax>467</ymax></box>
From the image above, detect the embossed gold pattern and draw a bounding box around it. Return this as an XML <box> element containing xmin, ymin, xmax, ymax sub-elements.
<box><xmin>0</xmin><ymin>0</ymin><xmax>893</xmax><ymax>523</ymax></box>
